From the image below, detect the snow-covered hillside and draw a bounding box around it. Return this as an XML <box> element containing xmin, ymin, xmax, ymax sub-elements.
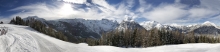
<box><xmin>1</xmin><ymin>24</ymin><xmax>220</xmax><ymax>52</ymax></box>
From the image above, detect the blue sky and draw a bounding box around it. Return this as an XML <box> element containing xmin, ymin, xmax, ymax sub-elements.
<box><xmin>0</xmin><ymin>0</ymin><xmax>220</xmax><ymax>25</ymax></box>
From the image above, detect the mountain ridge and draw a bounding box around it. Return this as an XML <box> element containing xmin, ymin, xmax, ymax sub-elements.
<box><xmin>23</xmin><ymin>16</ymin><xmax>220</xmax><ymax>39</ymax></box>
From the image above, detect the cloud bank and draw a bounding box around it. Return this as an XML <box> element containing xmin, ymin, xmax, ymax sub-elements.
<box><xmin>8</xmin><ymin>0</ymin><xmax>220</xmax><ymax>25</ymax></box>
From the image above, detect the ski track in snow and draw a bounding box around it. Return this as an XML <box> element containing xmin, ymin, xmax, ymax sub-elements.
<box><xmin>1</xmin><ymin>24</ymin><xmax>220</xmax><ymax>52</ymax></box>
<box><xmin>0</xmin><ymin>25</ymin><xmax>38</xmax><ymax>52</ymax></box>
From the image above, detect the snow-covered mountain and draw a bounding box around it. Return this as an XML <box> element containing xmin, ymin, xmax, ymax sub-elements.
<box><xmin>57</xmin><ymin>19</ymin><xmax>119</xmax><ymax>35</ymax></box>
<box><xmin>24</xmin><ymin>16</ymin><xmax>220</xmax><ymax>39</ymax></box>
<box><xmin>140</xmin><ymin>21</ymin><xmax>220</xmax><ymax>35</ymax></box>
<box><xmin>24</xmin><ymin>16</ymin><xmax>119</xmax><ymax>39</ymax></box>
<box><xmin>2</xmin><ymin>24</ymin><xmax>220</xmax><ymax>52</ymax></box>
<box><xmin>140</xmin><ymin>21</ymin><xmax>181</xmax><ymax>31</ymax></box>
<box><xmin>140</xmin><ymin>21</ymin><xmax>163</xmax><ymax>30</ymax></box>
<box><xmin>116</xmin><ymin>20</ymin><xmax>144</xmax><ymax>31</ymax></box>
<box><xmin>171</xmin><ymin>21</ymin><xmax>220</xmax><ymax>35</ymax></box>
<box><xmin>187</xmin><ymin>21</ymin><xmax>220</xmax><ymax>35</ymax></box>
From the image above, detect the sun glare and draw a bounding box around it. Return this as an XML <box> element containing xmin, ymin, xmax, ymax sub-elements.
<box><xmin>59</xmin><ymin>3</ymin><xmax>75</xmax><ymax>17</ymax></box>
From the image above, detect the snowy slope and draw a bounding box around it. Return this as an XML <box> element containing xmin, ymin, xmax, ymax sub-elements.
<box><xmin>1</xmin><ymin>24</ymin><xmax>220</xmax><ymax>52</ymax></box>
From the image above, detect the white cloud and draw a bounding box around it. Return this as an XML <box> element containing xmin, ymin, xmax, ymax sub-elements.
<box><xmin>62</xmin><ymin>0</ymin><xmax>87</xmax><ymax>4</ymax></box>
<box><xmin>9</xmin><ymin>0</ymin><xmax>138</xmax><ymax>22</ymax></box>
<box><xmin>139</xmin><ymin>1</ymin><xmax>220</xmax><ymax>24</ymax></box>
<box><xmin>143</xmin><ymin>4</ymin><xmax>188</xmax><ymax>23</ymax></box>
<box><xmin>188</xmin><ymin>7</ymin><xmax>218</xmax><ymax>18</ymax></box>
<box><xmin>8</xmin><ymin>0</ymin><xmax>220</xmax><ymax>25</ymax></box>
<box><xmin>92</xmin><ymin>0</ymin><xmax>115</xmax><ymax>11</ymax></box>
<box><xmin>136</xmin><ymin>0</ymin><xmax>152</xmax><ymax>13</ymax></box>
<box><xmin>9</xmin><ymin>2</ymin><xmax>108</xmax><ymax>20</ymax></box>
<box><xmin>9</xmin><ymin>3</ymin><xmax>71</xmax><ymax>20</ymax></box>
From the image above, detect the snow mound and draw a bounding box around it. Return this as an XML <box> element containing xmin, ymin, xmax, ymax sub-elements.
<box><xmin>1</xmin><ymin>24</ymin><xmax>220</xmax><ymax>52</ymax></box>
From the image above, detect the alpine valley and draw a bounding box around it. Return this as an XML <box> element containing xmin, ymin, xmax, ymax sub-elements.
<box><xmin>23</xmin><ymin>16</ymin><xmax>220</xmax><ymax>42</ymax></box>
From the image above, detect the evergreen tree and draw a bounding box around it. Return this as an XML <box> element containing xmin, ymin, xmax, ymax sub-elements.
<box><xmin>9</xmin><ymin>18</ymin><xmax>15</xmax><ymax>24</ymax></box>
<box><xmin>0</xmin><ymin>21</ymin><xmax>3</xmax><ymax>24</ymax></box>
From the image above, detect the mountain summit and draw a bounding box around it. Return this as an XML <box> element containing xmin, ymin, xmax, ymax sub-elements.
<box><xmin>140</xmin><ymin>21</ymin><xmax>162</xmax><ymax>30</ymax></box>
<box><xmin>202</xmin><ymin>21</ymin><xmax>217</xmax><ymax>27</ymax></box>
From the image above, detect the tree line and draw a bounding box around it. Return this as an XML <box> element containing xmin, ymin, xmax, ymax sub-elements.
<box><xmin>83</xmin><ymin>28</ymin><xmax>220</xmax><ymax>47</ymax></box>
<box><xmin>9</xmin><ymin>16</ymin><xmax>68</xmax><ymax>41</ymax></box>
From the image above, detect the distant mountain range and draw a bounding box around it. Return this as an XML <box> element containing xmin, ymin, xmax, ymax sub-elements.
<box><xmin>141</xmin><ymin>21</ymin><xmax>220</xmax><ymax>35</ymax></box>
<box><xmin>23</xmin><ymin>16</ymin><xmax>220</xmax><ymax>40</ymax></box>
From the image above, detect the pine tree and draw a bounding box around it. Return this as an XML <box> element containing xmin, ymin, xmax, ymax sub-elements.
<box><xmin>9</xmin><ymin>18</ymin><xmax>16</xmax><ymax>24</ymax></box>
<box><xmin>0</xmin><ymin>21</ymin><xmax>3</xmax><ymax>24</ymax></box>
<box><xmin>131</xmin><ymin>29</ymin><xmax>138</xmax><ymax>47</ymax></box>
